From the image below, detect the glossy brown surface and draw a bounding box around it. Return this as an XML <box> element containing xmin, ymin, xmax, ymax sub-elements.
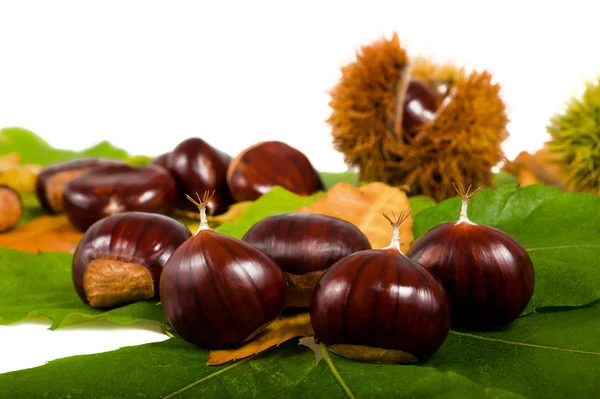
<box><xmin>36</xmin><ymin>158</ymin><xmax>126</xmax><ymax>213</ymax></box>
<box><xmin>242</xmin><ymin>213</ymin><xmax>371</xmax><ymax>274</ymax></box>
<box><xmin>310</xmin><ymin>249</ymin><xmax>451</xmax><ymax>361</ymax></box>
<box><xmin>402</xmin><ymin>80</ymin><xmax>438</xmax><ymax>133</ymax></box>
<box><xmin>0</xmin><ymin>185</ymin><xmax>22</xmax><ymax>233</ymax></box>
<box><xmin>407</xmin><ymin>222</ymin><xmax>535</xmax><ymax>328</ymax></box>
<box><xmin>72</xmin><ymin>212</ymin><xmax>192</xmax><ymax>307</ymax></box>
<box><xmin>160</xmin><ymin>230</ymin><xmax>288</xmax><ymax>349</ymax></box>
<box><xmin>63</xmin><ymin>164</ymin><xmax>178</xmax><ymax>231</ymax></box>
<box><xmin>151</xmin><ymin>153</ymin><xmax>171</xmax><ymax>170</ymax></box>
<box><xmin>167</xmin><ymin>138</ymin><xmax>232</xmax><ymax>215</ymax></box>
<box><xmin>227</xmin><ymin>141</ymin><xmax>324</xmax><ymax>202</ymax></box>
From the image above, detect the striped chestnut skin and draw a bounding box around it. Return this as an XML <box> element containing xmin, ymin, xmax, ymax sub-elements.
<box><xmin>0</xmin><ymin>185</ymin><xmax>22</xmax><ymax>233</ymax></box>
<box><xmin>310</xmin><ymin>248</ymin><xmax>451</xmax><ymax>362</ymax></box>
<box><xmin>167</xmin><ymin>138</ymin><xmax>233</xmax><ymax>215</ymax></box>
<box><xmin>241</xmin><ymin>213</ymin><xmax>371</xmax><ymax>307</ymax></box>
<box><xmin>160</xmin><ymin>229</ymin><xmax>288</xmax><ymax>349</ymax></box>
<box><xmin>72</xmin><ymin>212</ymin><xmax>192</xmax><ymax>308</ymax></box>
<box><xmin>407</xmin><ymin>222</ymin><xmax>535</xmax><ymax>329</ymax></box>
<box><xmin>63</xmin><ymin>164</ymin><xmax>178</xmax><ymax>231</ymax></box>
<box><xmin>36</xmin><ymin>158</ymin><xmax>126</xmax><ymax>214</ymax></box>
<box><xmin>227</xmin><ymin>141</ymin><xmax>325</xmax><ymax>203</ymax></box>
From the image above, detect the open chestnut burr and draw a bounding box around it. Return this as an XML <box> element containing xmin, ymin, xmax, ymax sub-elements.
<box><xmin>310</xmin><ymin>211</ymin><xmax>451</xmax><ymax>363</ymax></box>
<box><xmin>242</xmin><ymin>213</ymin><xmax>371</xmax><ymax>307</ymax></box>
<box><xmin>36</xmin><ymin>158</ymin><xmax>126</xmax><ymax>214</ymax></box>
<box><xmin>166</xmin><ymin>138</ymin><xmax>233</xmax><ymax>216</ymax></box>
<box><xmin>407</xmin><ymin>183</ymin><xmax>535</xmax><ymax>329</ymax></box>
<box><xmin>0</xmin><ymin>185</ymin><xmax>22</xmax><ymax>233</ymax></box>
<box><xmin>160</xmin><ymin>191</ymin><xmax>288</xmax><ymax>349</ymax></box>
<box><xmin>63</xmin><ymin>164</ymin><xmax>178</xmax><ymax>231</ymax></box>
<box><xmin>227</xmin><ymin>141</ymin><xmax>325</xmax><ymax>202</ymax></box>
<box><xmin>72</xmin><ymin>212</ymin><xmax>192</xmax><ymax>308</ymax></box>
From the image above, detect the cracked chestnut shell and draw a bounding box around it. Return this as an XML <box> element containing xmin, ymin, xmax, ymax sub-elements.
<box><xmin>63</xmin><ymin>164</ymin><xmax>178</xmax><ymax>231</ymax></box>
<box><xmin>406</xmin><ymin>184</ymin><xmax>535</xmax><ymax>329</ymax></box>
<box><xmin>227</xmin><ymin>141</ymin><xmax>325</xmax><ymax>202</ymax></box>
<box><xmin>36</xmin><ymin>158</ymin><xmax>126</xmax><ymax>214</ymax></box>
<box><xmin>310</xmin><ymin>212</ymin><xmax>451</xmax><ymax>363</ymax></box>
<box><xmin>0</xmin><ymin>185</ymin><xmax>22</xmax><ymax>233</ymax></box>
<box><xmin>402</xmin><ymin>80</ymin><xmax>438</xmax><ymax>133</ymax></box>
<box><xmin>242</xmin><ymin>213</ymin><xmax>371</xmax><ymax>307</ymax></box>
<box><xmin>167</xmin><ymin>138</ymin><xmax>233</xmax><ymax>215</ymax></box>
<box><xmin>72</xmin><ymin>212</ymin><xmax>191</xmax><ymax>308</ymax></box>
<box><xmin>160</xmin><ymin>192</ymin><xmax>287</xmax><ymax>349</ymax></box>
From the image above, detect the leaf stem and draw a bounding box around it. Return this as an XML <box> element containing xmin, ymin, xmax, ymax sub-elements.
<box><xmin>319</xmin><ymin>343</ymin><xmax>356</xmax><ymax>399</ymax></box>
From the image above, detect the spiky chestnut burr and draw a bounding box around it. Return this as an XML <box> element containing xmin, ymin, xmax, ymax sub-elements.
<box><xmin>328</xmin><ymin>33</ymin><xmax>508</xmax><ymax>201</ymax></box>
<box><xmin>547</xmin><ymin>77</ymin><xmax>600</xmax><ymax>194</ymax></box>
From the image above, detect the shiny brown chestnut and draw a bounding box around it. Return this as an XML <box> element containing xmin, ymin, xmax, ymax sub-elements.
<box><xmin>402</xmin><ymin>80</ymin><xmax>438</xmax><ymax>133</ymax></box>
<box><xmin>150</xmin><ymin>152</ymin><xmax>171</xmax><ymax>170</ymax></box>
<box><xmin>241</xmin><ymin>212</ymin><xmax>371</xmax><ymax>307</ymax></box>
<box><xmin>35</xmin><ymin>158</ymin><xmax>126</xmax><ymax>214</ymax></box>
<box><xmin>310</xmin><ymin>211</ymin><xmax>451</xmax><ymax>363</ymax></box>
<box><xmin>63</xmin><ymin>164</ymin><xmax>178</xmax><ymax>231</ymax></box>
<box><xmin>167</xmin><ymin>138</ymin><xmax>233</xmax><ymax>215</ymax></box>
<box><xmin>0</xmin><ymin>185</ymin><xmax>22</xmax><ymax>233</ymax></box>
<box><xmin>407</xmin><ymin>183</ymin><xmax>535</xmax><ymax>329</ymax></box>
<box><xmin>227</xmin><ymin>141</ymin><xmax>325</xmax><ymax>203</ymax></box>
<box><xmin>72</xmin><ymin>212</ymin><xmax>191</xmax><ymax>308</ymax></box>
<box><xmin>160</xmin><ymin>191</ymin><xmax>287</xmax><ymax>349</ymax></box>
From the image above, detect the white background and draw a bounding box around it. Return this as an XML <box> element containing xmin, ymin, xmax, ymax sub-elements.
<box><xmin>1</xmin><ymin>0</ymin><xmax>600</xmax><ymax>374</ymax></box>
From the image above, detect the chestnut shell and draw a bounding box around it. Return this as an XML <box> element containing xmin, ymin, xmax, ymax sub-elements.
<box><xmin>241</xmin><ymin>213</ymin><xmax>371</xmax><ymax>274</ymax></box>
<box><xmin>72</xmin><ymin>212</ymin><xmax>192</xmax><ymax>307</ymax></box>
<box><xmin>167</xmin><ymin>138</ymin><xmax>233</xmax><ymax>215</ymax></box>
<box><xmin>160</xmin><ymin>230</ymin><xmax>288</xmax><ymax>349</ymax></box>
<box><xmin>402</xmin><ymin>80</ymin><xmax>438</xmax><ymax>133</ymax></box>
<box><xmin>63</xmin><ymin>164</ymin><xmax>178</xmax><ymax>231</ymax></box>
<box><xmin>406</xmin><ymin>222</ymin><xmax>535</xmax><ymax>328</ymax></box>
<box><xmin>35</xmin><ymin>158</ymin><xmax>126</xmax><ymax>214</ymax></box>
<box><xmin>227</xmin><ymin>141</ymin><xmax>324</xmax><ymax>202</ymax></box>
<box><xmin>0</xmin><ymin>185</ymin><xmax>22</xmax><ymax>233</ymax></box>
<box><xmin>310</xmin><ymin>248</ymin><xmax>451</xmax><ymax>361</ymax></box>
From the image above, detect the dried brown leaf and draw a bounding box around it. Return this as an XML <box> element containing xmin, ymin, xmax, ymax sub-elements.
<box><xmin>207</xmin><ymin>312</ymin><xmax>313</xmax><ymax>365</ymax></box>
<box><xmin>297</xmin><ymin>182</ymin><xmax>414</xmax><ymax>251</ymax></box>
<box><xmin>0</xmin><ymin>215</ymin><xmax>83</xmax><ymax>253</ymax></box>
<box><xmin>507</xmin><ymin>148</ymin><xmax>567</xmax><ymax>190</ymax></box>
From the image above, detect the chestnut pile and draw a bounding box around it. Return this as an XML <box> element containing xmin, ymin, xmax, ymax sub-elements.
<box><xmin>69</xmin><ymin>181</ymin><xmax>534</xmax><ymax>364</ymax></box>
<box><xmin>34</xmin><ymin>138</ymin><xmax>323</xmax><ymax>231</ymax></box>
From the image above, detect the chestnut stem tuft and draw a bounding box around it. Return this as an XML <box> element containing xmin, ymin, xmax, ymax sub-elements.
<box><xmin>382</xmin><ymin>210</ymin><xmax>410</xmax><ymax>252</ymax></box>
<box><xmin>186</xmin><ymin>190</ymin><xmax>216</xmax><ymax>233</ymax></box>
<box><xmin>452</xmin><ymin>182</ymin><xmax>481</xmax><ymax>224</ymax></box>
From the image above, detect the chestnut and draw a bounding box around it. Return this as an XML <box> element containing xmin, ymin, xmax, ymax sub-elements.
<box><xmin>150</xmin><ymin>153</ymin><xmax>171</xmax><ymax>170</ymax></box>
<box><xmin>63</xmin><ymin>164</ymin><xmax>178</xmax><ymax>231</ymax></box>
<box><xmin>72</xmin><ymin>212</ymin><xmax>191</xmax><ymax>308</ymax></box>
<box><xmin>407</xmin><ymin>183</ymin><xmax>535</xmax><ymax>329</ymax></box>
<box><xmin>35</xmin><ymin>158</ymin><xmax>126</xmax><ymax>214</ymax></box>
<box><xmin>0</xmin><ymin>185</ymin><xmax>22</xmax><ymax>233</ymax></box>
<box><xmin>310</xmin><ymin>211</ymin><xmax>451</xmax><ymax>363</ymax></box>
<box><xmin>227</xmin><ymin>141</ymin><xmax>325</xmax><ymax>202</ymax></box>
<box><xmin>160</xmin><ymin>191</ymin><xmax>287</xmax><ymax>349</ymax></box>
<box><xmin>241</xmin><ymin>212</ymin><xmax>371</xmax><ymax>307</ymax></box>
<box><xmin>402</xmin><ymin>79</ymin><xmax>438</xmax><ymax>133</ymax></box>
<box><xmin>167</xmin><ymin>138</ymin><xmax>233</xmax><ymax>215</ymax></box>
